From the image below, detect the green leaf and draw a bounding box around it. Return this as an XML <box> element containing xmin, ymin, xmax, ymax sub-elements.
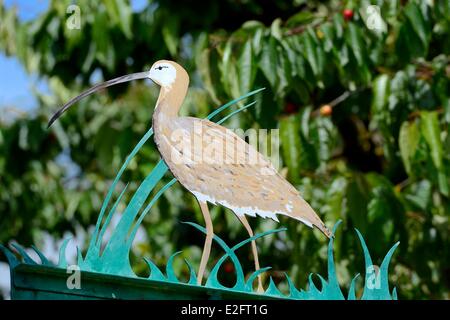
<box><xmin>238</xmin><ymin>40</ymin><xmax>255</xmax><ymax>95</ymax></box>
<box><xmin>332</xmin><ymin>13</ymin><xmax>344</xmax><ymax>39</ymax></box>
<box><xmin>396</xmin><ymin>19</ymin><xmax>424</xmax><ymax>60</ymax></box>
<box><xmin>299</xmin><ymin>106</ymin><xmax>312</xmax><ymax>138</ymax></box>
<box><xmin>103</xmin><ymin>0</ymin><xmax>132</xmax><ymax>38</ymax></box>
<box><xmin>320</xmin><ymin>23</ymin><xmax>335</xmax><ymax>52</ymax></box>
<box><xmin>81</xmin><ymin>42</ymin><xmax>97</xmax><ymax>73</ymax></box>
<box><xmin>259</xmin><ymin>37</ymin><xmax>278</xmax><ymax>89</ymax></box>
<box><xmin>371</xmin><ymin>74</ymin><xmax>390</xmax><ymax>113</ymax></box>
<box><xmin>276</xmin><ymin>48</ymin><xmax>291</xmax><ymax>96</ymax></box>
<box><xmin>346</xmin><ymin>23</ymin><xmax>365</xmax><ymax>66</ymax></box>
<box><xmin>280</xmin><ymin>115</ymin><xmax>301</xmax><ymax>183</ymax></box>
<box><xmin>326</xmin><ymin>177</ymin><xmax>348</xmax><ymax>220</ymax></box>
<box><xmin>367</xmin><ymin>188</ymin><xmax>395</xmax><ymax>243</ymax></box>
<box><xmin>443</xmin><ymin>97</ymin><xmax>450</xmax><ymax>124</ymax></box>
<box><xmin>219</xmin><ymin>39</ymin><xmax>235</xmax><ymax>96</ymax></box>
<box><xmin>346</xmin><ymin>174</ymin><xmax>370</xmax><ymax>233</ymax></box>
<box><xmin>15</xmin><ymin>24</ymin><xmax>29</xmax><ymax>68</ymax></box>
<box><xmin>405</xmin><ymin>180</ymin><xmax>431</xmax><ymax>210</ymax></box>
<box><xmin>371</xmin><ymin>74</ymin><xmax>390</xmax><ymax>140</ymax></box>
<box><xmin>399</xmin><ymin>120</ymin><xmax>420</xmax><ymax>175</ymax></box>
<box><xmin>252</xmin><ymin>28</ymin><xmax>264</xmax><ymax>55</ymax></box>
<box><xmin>241</xmin><ymin>20</ymin><xmax>265</xmax><ymax>30</ymax></box>
<box><xmin>303</xmin><ymin>29</ymin><xmax>319</xmax><ymax>77</ymax></box>
<box><xmin>310</xmin><ymin>117</ymin><xmax>336</xmax><ymax>163</ymax></box>
<box><xmin>92</xmin><ymin>11</ymin><xmax>109</xmax><ymax>65</ymax></box>
<box><xmin>404</xmin><ymin>2</ymin><xmax>430</xmax><ymax>51</ymax></box>
<box><xmin>420</xmin><ymin>111</ymin><xmax>443</xmax><ymax>169</ymax></box>
<box><xmin>437</xmin><ymin>171</ymin><xmax>449</xmax><ymax>197</ymax></box>
<box><xmin>162</xmin><ymin>18</ymin><xmax>179</xmax><ymax>56</ymax></box>
<box><xmin>270</xmin><ymin>18</ymin><xmax>282</xmax><ymax>40</ymax></box>
<box><xmin>285</xmin><ymin>11</ymin><xmax>315</xmax><ymax>27</ymax></box>
<box><xmin>195</xmin><ymin>35</ymin><xmax>220</xmax><ymax>105</ymax></box>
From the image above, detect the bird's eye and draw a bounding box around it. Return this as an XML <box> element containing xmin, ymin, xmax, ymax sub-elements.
<box><xmin>155</xmin><ymin>66</ymin><xmax>168</xmax><ymax>71</ymax></box>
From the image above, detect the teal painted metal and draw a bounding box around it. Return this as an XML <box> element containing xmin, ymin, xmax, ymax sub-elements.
<box><xmin>1</xmin><ymin>221</ymin><xmax>399</xmax><ymax>299</ymax></box>
<box><xmin>9</xmin><ymin>264</ymin><xmax>279</xmax><ymax>300</ymax></box>
<box><xmin>1</xmin><ymin>89</ymin><xmax>400</xmax><ymax>299</ymax></box>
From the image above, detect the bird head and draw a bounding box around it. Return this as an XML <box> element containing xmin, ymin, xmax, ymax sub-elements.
<box><xmin>47</xmin><ymin>60</ymin><xmax>188</xmax><ymax>128</ymax></box>
<box><xmin>148</xmin><ymin>60</ymin><xmax>178</xmax><ymax>87</ymax></box>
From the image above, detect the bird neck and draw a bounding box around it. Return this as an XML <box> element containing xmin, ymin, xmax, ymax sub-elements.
<box><xmin>152</xmin><ymin>86</ymin><xmax>185</xmax><ymax>134</ymax></box>
<box><xmin>154</xmin><ymin>77</ymin><xmax>188</xmax><ymax>119</ymax></box>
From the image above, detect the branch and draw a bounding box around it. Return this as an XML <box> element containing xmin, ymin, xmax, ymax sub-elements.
<box><xmin>312</xmin><ymin>87</ymin><xmax>368</xmax><ymax>117</ymax></box>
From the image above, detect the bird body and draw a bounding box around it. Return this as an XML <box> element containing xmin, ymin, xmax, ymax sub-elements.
<box><xmin>154</xmin><ymin>114</ymin><xmax>329</xmax><ymax>234</ymax></box>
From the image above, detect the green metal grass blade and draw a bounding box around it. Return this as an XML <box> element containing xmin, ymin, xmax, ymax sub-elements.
<box><xmin>379</xmin><ymin>241</ymin><xmax>400</xmax><ymax>287</ymax></box>
<box><xmin>144</xmin><ymin>258</ymin><xmax>165</xmax><ymax>281</ymax></box>
<box><xmin>97</xmin><ymin>182</ymin><xmax>130</xmax><ymax>247</ymax></box>
<box><xmin>216</xmin><ymin>101</ymin><xmax>256</xmax><ymax>125</ymax></box>
<box><xmin>307</xmin><ymin>273</ymin><xmax>320</xmax><ymax>294</ymax></box>
<box><xmin>166</xmin><ymin>251</ymin><xmax>182</xmax><ymax>282</ymax></box>
<box><xmin>31</xmin><ymin>245</ymin><xmax>51</xmax><ymax>266</ymax></box>
<box><xmin>265</xmin><ymin>277</ymin><xmax>283</xmax><ymax>297</ymax></box>
<box><xmin>245</xmin><ymin>267</ymin><xmax>271</xmax><ymax>291</ymax></box>
<box><xmin>58</xmin><ymin>238</ymin><xmax>71</xmax><ymax>268</ymax></box>
<box><xmin>285</xmin><ymin>273</ymin><xmax>304</xmax><ymax>299</ymax></box>
<box><xmin>355</xmin><ymin>228</ymin><xmax>374</xmax><ymax>300</ymax></box>
<box><xmin>319</xmin><ymin>220</ymin><xmax>345</xmax><ymax>299</ymax></box>
<box><xmin>347</xmin><ymin>274</ymin><xmax>360</xmax><ymax>300</ymax></box>
<box><xmin>0</xmin><ymin>244</ymin><xmax>19</xmax><ymax>269</ymax></box>
<box><xmin>76</xmin><ymin>246</ymin><xmax>83</xmax><ymax>266</ymax></box>
<box><xmin>207</xmin><ymin>88</ymin><xmax>265</xmax><ymax>120</ymax></box>
<box><xmin>10</xmin><ymin>243</ymin><xmax>37</xmax><ymax>265</ymax></box>
<box><xmin>184</xmin><ymin>259</ymin><xmax>198</xmax><ymax>285</ymax></box>
<box><xmin>127</xmin><ymin>178</ymin><xmax>177</xmax><ymax>247</ymax></box>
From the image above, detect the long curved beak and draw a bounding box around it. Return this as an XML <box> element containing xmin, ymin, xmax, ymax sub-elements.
<box><xmin>47</xmin><ymin>71</ymin><xmax>149</xmax><ymax>128</ymax></box>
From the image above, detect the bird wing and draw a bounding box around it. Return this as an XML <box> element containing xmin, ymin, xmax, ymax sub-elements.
<box><xmin>163</xmin><ymin>117</ymin><xmax>331</xmax><ymax>237</ymax></box>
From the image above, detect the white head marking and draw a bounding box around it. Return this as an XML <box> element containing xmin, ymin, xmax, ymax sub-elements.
<box><xmin>148</xmin><ymin>62</ymin><xmax>177</xmax><ymax>87</ymax></box>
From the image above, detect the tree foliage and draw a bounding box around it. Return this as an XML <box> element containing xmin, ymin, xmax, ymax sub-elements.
<box><xmin>0</xmin><ymin>0</ymin><xmax>449</xmax><ymax>299</ymax></box>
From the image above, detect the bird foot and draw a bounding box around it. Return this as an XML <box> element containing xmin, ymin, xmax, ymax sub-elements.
<box><xmin>257</xmin><ymin>285</ymin><xmax>265</xmax><ymax>293</ymax></box>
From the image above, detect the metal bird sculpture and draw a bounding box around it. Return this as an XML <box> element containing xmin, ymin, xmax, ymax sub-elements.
<box><xmin>48</xmin><ymin>60</ymin><xmax>332</xmax><ymax>291</ymax></box>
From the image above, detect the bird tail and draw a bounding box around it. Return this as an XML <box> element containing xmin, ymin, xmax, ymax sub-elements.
<box><xmin>291</xmin><ymin>197</ymin><xmax>333</xmax><ymax>238</ymax></box>
<box><xmin>315</xmin><ymin>221</ymin><xmax>333</xmax><ymax>239</ymax></box>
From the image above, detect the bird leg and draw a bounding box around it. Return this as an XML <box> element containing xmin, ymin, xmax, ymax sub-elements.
<box><xmin>197</xmin><ymin>200</ymin><xmax>213</xmax><ymax>286</ymax></box>
<box><xmin>237</xmin><ymin>215</ymin><xmax>264</xmax><ymax>293</ymax></box>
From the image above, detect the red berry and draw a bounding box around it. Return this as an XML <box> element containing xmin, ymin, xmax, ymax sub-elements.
<box><xmin>284</xmin><ymin>102</ymin><xmax>298</xmax><ymax>114</ymax></box>
<box><xmin>48</xmin><ymin>133</ymin><xmax>56</xmax><ymax>142</ymax></box>
<box><xmin>343</xmin><ymin>9</ymin><xmax>353</xmax><ymax>21</ymax></box>
<box><xmin>224</xmin><ymin>262</ymin><xmax>234</xmax><ymax>273</ymax></box>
